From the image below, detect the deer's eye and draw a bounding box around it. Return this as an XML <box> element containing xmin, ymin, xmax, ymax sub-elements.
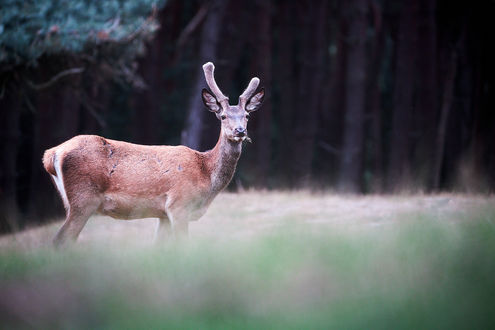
<box><xmin>246</xmin><ymin>114</ymin><xmax>250</xmax><ymax>119</ymax></box>
<box><xmin>221</xmin><ymin>115</ymin><xmax>226</xmax><ymax>120</ymax></box>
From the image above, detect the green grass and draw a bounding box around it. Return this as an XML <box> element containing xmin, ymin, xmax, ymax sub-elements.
<box><xmin>1</xmin><ymin>192</ymin><xmax>495</xmax><ymax>328</ymax></box>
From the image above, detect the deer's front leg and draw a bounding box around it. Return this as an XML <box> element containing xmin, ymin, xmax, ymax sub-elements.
<box><xmin>154</xmin><ymin>217</ymin><xmax>172</xmax><ymax>242</ymax></box>
<box><xmin>165</xmin><ymin>205</ymin><xmax>191</xmax><ymax>238</ymax></box>
<box><xmin>167</xmin><ymin>211</ymin><xmax>189</xmax><ymax>238</ymax></box>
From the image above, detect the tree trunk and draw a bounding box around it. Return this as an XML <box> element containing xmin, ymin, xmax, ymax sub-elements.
<box><xmin>367</xmin><ymin>0</ymin><xmax>385</xmax><ymax>192</ymax></box>
<box><xmin>251</xmin><ymin>0</ymin><xmax>273</xmax><ymax>187</ymax></box>
<box><xmin>337</xmin><ymin>0</ymin><xmax>368</xmax><ymax>192</ymax></box>
<box><xmin>387</xmin><ymin>0</ymin><xmax>418</xmax><ymax>191</ymax></box>
<box><xmin>433</xmin><ymin>47</ymin><xmax>460</xmax><ymax>189</ymax></box>
<box><xmin>414</xmin><ymin>0</ymin><xmax>438</xmax><ymax>189</ymax></box>
<box><xmin>181</xmin><ymin>0</ymin><xmax>228</xmax><ymax>150</ymax></box>
<box><xmin>131</xmin><ymin>4</ymin><xmax>179</xmax><ymax>144</ymax></box>
<box><xmin>0</xmin><ymin>85</ymin><xmax>21</xmax><ymax>232</ymax></box>
<box><xmin>319</xmin><ymin>2</ymin><xmax>346</xmax><ymax>186</ymax></box>
<box><xmin>275</xmin><ymin>1</ymin><xmax>297</xmax><ymax>187</ymax></box>
<box><xmin>290</xmin><ymin>0</ymin><xmax>328</xmax><ymax>188</ymax></box>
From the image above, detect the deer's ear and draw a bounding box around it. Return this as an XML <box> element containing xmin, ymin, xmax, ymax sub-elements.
<box><xmin>202</xmin><ymin>89</ymin><xmax>221</xmax><ymax>113</ymax></box>
<box><xmin>246</xmin><ymin>88</ymin><xmax>265</xmax><ymax>112</ymax></box>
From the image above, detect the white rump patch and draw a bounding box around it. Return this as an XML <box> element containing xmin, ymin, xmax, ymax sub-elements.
<box><xmin>51</xmin><ymin>152</ymin><xmax>70</xmax><ymax>212</ymax></box>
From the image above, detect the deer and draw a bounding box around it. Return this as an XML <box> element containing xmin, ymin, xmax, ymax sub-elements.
<box><xmin>42</xmin><ymin>62</ymin><xmax>264</xmax><ymax>247</ymax></box>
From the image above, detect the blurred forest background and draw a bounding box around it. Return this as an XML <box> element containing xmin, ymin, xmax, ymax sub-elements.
<box><xmin>0</xmin><ymin>0</ymin><xmax>494</xmax><ymax>231</ymax></box>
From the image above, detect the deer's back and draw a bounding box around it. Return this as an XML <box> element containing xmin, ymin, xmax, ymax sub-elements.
<box><xmin>52</xmin><ymin>135</ymin><xmax>212</xmax><ymax>198</ymax></box>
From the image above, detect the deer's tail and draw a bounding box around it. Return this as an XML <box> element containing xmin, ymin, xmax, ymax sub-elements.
<box><xmin>43</xmin><ymin>148</ymin><xmax>57</xmax><ymax>176</ymax></box>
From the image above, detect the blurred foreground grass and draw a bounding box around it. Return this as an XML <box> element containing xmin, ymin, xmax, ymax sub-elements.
<box><xmin>1</xmin><ymin>192</ymin><xmax>495</xmax><ymax>329</ymax></box>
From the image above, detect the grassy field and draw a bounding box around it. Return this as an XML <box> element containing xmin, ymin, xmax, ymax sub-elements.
<box><xmin>1</xmin><ymin>191</ymin><xmax>495</xmax><ymax>329</ymax></box>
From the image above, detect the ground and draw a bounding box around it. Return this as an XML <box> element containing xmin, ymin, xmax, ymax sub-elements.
<box><xmin>1</xmin><ymin>191</ymin><xmax>494</xmax><ymax>328</ymax></box>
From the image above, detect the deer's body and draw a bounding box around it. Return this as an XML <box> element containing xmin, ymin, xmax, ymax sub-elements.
<box><xmin>44</xmin><ymin>133</ymin><xmax>238</xmax><ymax>219</ymax></box>
<box><xmin>44</xmin><ymin>62</ymin><xmax>264</xmax><ymax>246</ymax></box>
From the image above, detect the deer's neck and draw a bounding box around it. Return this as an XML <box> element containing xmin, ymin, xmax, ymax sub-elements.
<box><xmin>207</xmin><ymin>130</ymin><xmax>242</xmax><ymax>193</ymax></box>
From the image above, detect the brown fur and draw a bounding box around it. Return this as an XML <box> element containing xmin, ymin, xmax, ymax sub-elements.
<box><xmin>50</xmin><ymin>135</ymin><xmax>222</xmax><ymax>213</ymax></box>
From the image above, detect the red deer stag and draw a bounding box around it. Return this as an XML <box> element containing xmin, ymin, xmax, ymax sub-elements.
<box><xmin>43</xmin><ymin>62</ymin><xmax>264</xmax><ymax>247</ymax></box>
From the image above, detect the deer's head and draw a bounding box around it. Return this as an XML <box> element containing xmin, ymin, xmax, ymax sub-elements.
<box><xmin>201</xmin><ymin>62</ymin><xmax>264</xmax><ymax>143</ymax></box>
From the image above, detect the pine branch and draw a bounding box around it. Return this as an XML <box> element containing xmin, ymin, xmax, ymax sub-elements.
<box><xmin>175</xmin><ymin>3</ymin><xmax>209</xmax><ymax>61</ymax></box>
<box><xmin>26</xmin><ymin>67</ymin><xmax>85</xmax><ymax>90</ymax></box>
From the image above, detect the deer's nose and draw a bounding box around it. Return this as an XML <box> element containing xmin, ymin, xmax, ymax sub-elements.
<box><xmin>235</xmin><ymin>127</ymin><xmax>246</xmax><ymax>136</ymax></box>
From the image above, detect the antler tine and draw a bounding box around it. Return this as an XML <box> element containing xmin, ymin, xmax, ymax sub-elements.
<box><xmin>239</xmin><ymin>77</ymin><xmax>260</xmax><ymax>108</ymax></box>
<box><xmin>203</xmin><ymin>62</ymin><xmax>229</xmax><ymax>107</ymax></box>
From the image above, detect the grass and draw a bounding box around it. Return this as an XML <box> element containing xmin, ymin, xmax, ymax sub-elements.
<box><xmin>1</xmin><ymin>191</ymin><xmax>495</xmax><ymax>329</ymax></box>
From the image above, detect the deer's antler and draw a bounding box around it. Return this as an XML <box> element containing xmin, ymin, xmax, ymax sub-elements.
<box><xmin>203</xmin><ymin>62</ymin><xmax>229</xmax><ymax>109</ymax></box>
<box><xmin>239</xmin><ymin>77</ymin><xmax>260</xmax><ymax>108</ymax></box>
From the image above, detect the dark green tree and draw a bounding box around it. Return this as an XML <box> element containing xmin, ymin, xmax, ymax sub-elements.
<box><xmin>0</xmin><ymin>0</ymin><xmax>166</xmax><ymax>231</ymax></box>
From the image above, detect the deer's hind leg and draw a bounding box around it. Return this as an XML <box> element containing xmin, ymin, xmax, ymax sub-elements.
<box><xmin>154</xmin><ymin>217</ymin><xmax>172</xmax><ymax>243</ymax></box>
<box><xmin>53</xmin><ymin>194</ymin><xmax>101</xmax><ymax>248</ymax></box>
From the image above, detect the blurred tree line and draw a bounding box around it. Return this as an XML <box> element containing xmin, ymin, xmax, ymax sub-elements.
<box><xmin>1</xmin><ymin>0</ymin><xmax>494</xmax><ymax>231</ymax></box>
